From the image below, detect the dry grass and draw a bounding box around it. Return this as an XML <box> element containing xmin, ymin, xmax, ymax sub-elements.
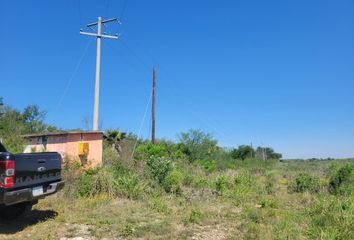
<box><xmin>0</xmin><ymin>160</ymin><xmax>352</xmax><ymax>240</ymax></box>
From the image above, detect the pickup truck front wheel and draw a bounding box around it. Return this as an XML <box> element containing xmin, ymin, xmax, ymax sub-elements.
<box><xmin>0</xmin><ymin>202</ymin><xmax>32</xmax><ymax>220</ymax></box>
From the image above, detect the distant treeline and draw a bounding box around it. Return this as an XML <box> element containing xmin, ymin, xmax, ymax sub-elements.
<box><xmin>0</xmin><ymin>97</ymin><xmax>59</xmax><ymax>152</ymax></box>
<box><xmin>0</xmin><ymin>97</ymin><xmax>282</xmax><ymax>162</ymax></box>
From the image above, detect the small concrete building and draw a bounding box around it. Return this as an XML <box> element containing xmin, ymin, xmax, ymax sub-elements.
<box><xmin>23</xmin><ymin>131</ymin><xmax>103</xmax><ymax>168</ymax></box>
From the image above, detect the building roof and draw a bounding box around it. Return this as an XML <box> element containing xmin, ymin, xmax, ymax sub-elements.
<box><xmin>22</xmin><ymin>131</ymin><xmax>104</xmax><ymax>138</ymax></box>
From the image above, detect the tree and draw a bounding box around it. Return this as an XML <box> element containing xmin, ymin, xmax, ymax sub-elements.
<box><xmin>22</xmin><ymin>105</ymin><xmax>47</xmax><ymax>133</ymax></box>
<box><xmin>256</xmin><ymin>147</ymin><xmax>282</xmax><ymax>160</ymax></box>
<box><xmin>231</xmin><ymin>145</ymin><xmax>255</xmax><ymax>160</ymax></box>
<box><xmin>0</xmin><ymin>98</ymin><xmax>58</xmax><ymax>153</ymax></box>
<box><xmin>0</xmin><ymin>106</ymin><xmax>25</xmax><ymax>153</ymax></box>
<box><xmin>103</xmin><ymin>130</ymin><xmax>127</xmax><ymax>156</ymax></box>
<box><xmin>178</xmin><ymin>129</ymin><xmax>218</xmax><ymax>162</ymax></box>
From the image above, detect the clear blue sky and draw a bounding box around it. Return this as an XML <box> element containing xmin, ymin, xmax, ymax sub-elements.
<box><xmin>1</xmin><ymin>0</ymin><xmax>353</xmax><ymax>159</ymax></box>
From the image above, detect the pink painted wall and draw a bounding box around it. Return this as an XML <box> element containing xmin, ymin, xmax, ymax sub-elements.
<box><xmin>24</xmin><ymin>132</ymin><xmax>103</xmax><ymax>168</ymax></box>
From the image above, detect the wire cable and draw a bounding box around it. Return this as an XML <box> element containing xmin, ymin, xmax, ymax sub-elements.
<box><xmin>78</xmin><ymin>0</ymin><xmax>83</xmax><ymax>28</ymax></box>
<box><xmin>118</xmin><ymin>39</ymin><xmax>237</xmax><ymax>145</ymax></box>
<box><xmin>55</xmin><ymin>39</ymin><xmax>92</xmax><ymax>111</ymax></box>
<box><xmin>119</xmin><ymin>0</ymin><xmax>129</xmax><ymax>21</ymax></box>
<box><xmin>105</xmin><ymin>0</ymin><xmax>110</xmax><ymax>18</ymax></box>
<box><xmin>130</xmin><ymin>92</ymin><xmax>153</xmax><ymax>158</ymax></box>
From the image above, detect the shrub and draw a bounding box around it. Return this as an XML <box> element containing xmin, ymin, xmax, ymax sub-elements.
<box><xmin>198</xmin><ymin>159</ymin><xmax>217</xmax><ymax>173</ymax></box>
<box><xmin>87</xmin><ymin>168</ymin><xmax>117</xmax><ymax>197</ymax></box>
<box><xmin>214</xmin><ymin>155</ymin><xmax>235</xmax><ymax>171</ymax></box>
<box><xmin>325</xmin><ymin>162</ymin><xmax>338</xmax><ymax>177</ymax></box>
<box><xmin>183</xmin><ymin>209</ymin><xmax>203</xmax><ymax>225</ymax></box>
<box><xmin>183</xmin><ymin>174</ymin><xmax>195</xmax><ymax>186</ymax></box>
<box><xmin>116</xmin><ymin>174</ymin><xmax>143</xmax><ymax>199</ymax></box>
<box><xmin>77</xmin><ymin>168</ymin><xmax>104</xmax><ymax>197</ymax></box>
<box><xmin>76</xmin><ymin>165</ymin><xmax>145</xmax><ymax>199</ymax></box>
<box><xmin>178</xmin><ymin>129</ymin><xmax>218</xmax><ymax>162</ymax></box>
<box><xmin>157</xmin><ymin>140</ymin><xmax>187</xmax><ymax>160</ymax></box>
<box><xmin>194</xmin><ymin>178</ymin><xmax>209</xmax><ymax>190</ymax></box>
<box><xmin>135</xmin><ymin>143</ymin><xmax>167</xmax><ymax>160</ymax></box>
<box><xmin>234</xmin><ymin>171</ymin><xmax>252</xmax><ymax>185</ymax></box>
<box><xmin>148</xmin><ymin>197</ymin><xmax>171</xmax><ymax>213</ymax></box>
<box><xmin>328</xmin><ymin>163</ymin><xmax>354</xmax><ymax>195</ymax></box>
<box><xmin>307</xmin><ymin>195</ymin><xmax>353</xmax><ymax>239</ymax></box>
<box><xmin>231</xmin><ymin>145</ymin><xmax>254</xmax><ymax>160</ymax></box>
<box><xmin>215</xmin><ymin>175</ymin><xmax>228</xmax><ymax>195</ymax></box>
<box><xmin>289</xmin><ymin>172</ymin><xmax>320</xmax><ymax>193</ymax></box>
<box><xmin>245</xmin><ymin>208</ymin><xmax>262</xmax><ymax>224</ymax></box>
<box><xmin>163</xmin><ymin>169</ymin><xmax>183</xmax><ymax>194</ymax></box>
<box><xmin>259</xmin><ymin>197</ymin><xmax>278</xmax><ymax>208</ymax></box>
<box><xmin>63</xmin><ymin>156</ymin><xmax>82</xmax><ymax>172</ymax></box>
<box><xmin>121</xmin><ymin>223</ymin><xmax>135</xmax><ymax>237</ymax></box>
<box><xmin>234</xmin><ymin>158</ymin><xmax>277</xmax><ymax>171</ymax></box>
<box><xmin>102</xmin><ymin>141</ymin><xmax>120</xmax><ymax>166</ymax></box>
<box><xmin>146</xmin><ymin>156</ymin><xmax>172</xmax><ymax>184</ymax></box>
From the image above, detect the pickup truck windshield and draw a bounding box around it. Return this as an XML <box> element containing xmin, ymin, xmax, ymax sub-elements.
<box><xmin>0</xmin><ymin>143</ymin><xmax>7</xmax><ymax>152</ymax></box>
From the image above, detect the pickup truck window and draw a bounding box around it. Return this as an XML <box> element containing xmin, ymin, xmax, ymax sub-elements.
<box><xmin>0</xmin><ymin>143</ymin><xmax>7</xmax><ymax>152</ymax></box>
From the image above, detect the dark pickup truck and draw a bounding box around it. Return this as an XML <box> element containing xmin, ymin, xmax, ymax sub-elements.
<box><xmin>0</xmin><ymin>142</ymin><xmax>64</xmax><ymax>220</ymax></box>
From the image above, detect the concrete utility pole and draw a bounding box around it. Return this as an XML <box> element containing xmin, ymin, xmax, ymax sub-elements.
<box><xmin>151</xmin><ymin>65</ymin><xmax>156</xmax><ymax>144</ymax></box>
<box><xmin>80</xmin><ymin>17</ymin><xmax>120</xmax><ymax>131</ymax></box>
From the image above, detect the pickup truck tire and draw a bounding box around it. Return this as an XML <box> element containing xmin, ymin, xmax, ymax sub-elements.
<box><xmin>0</xmin><ymin>202</ymin><xmax>32</xmax><ymax>220</ymax></box>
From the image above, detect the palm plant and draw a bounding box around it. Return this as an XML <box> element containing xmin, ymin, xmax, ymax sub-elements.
<box><xmin>103</xmin><ymin>130</ymin><xmax>126</xmax><ymax>156</ymax></box>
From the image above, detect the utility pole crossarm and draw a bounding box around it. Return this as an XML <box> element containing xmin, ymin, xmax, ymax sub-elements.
<box><xmin>86</xmin><ymin>18</ymin><xmax>120</xmax><ymax>27</ymax></box>
<box><xmin>79</xmin><ymin>31</ymin><xmax>119</xmax><ymax>39</ymax></box>
<box><xmin>80</xmin><ymin>16</ymin><xmax>120</xmax><ymax>131</ymax></box>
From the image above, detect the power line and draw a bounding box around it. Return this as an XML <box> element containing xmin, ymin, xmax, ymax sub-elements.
<box><xmin>106</xmin><ymin>41</ymin><xmax>147</xmax><ymax>77</ymax></box>
<box><xmin>55</xmin><ymin>39</ymin><xmax>92</xmax><ymax>110</ymax></box>
<box><xmin>105</xmin><ymin>0</ymin><xmax>110</xmax><ymax>17</ymax></box>
<box><xmin>77</xmin><ymin>0</ymin><xmax>83</xmax><ymax>27</ymax></box>
<box><xmin>119</xmin><ymin>0</ymin><xmax>129</xmax><ymax>20</ymax></box>
<box><xmin>131</xmin><ymin>92</ymin><xmax>153</xmax><ymax>158</ymax></box>
<box><xmin>113</xmin><ymin>39</ymin><xmax>237</xmax><ymax>145</ymax></box>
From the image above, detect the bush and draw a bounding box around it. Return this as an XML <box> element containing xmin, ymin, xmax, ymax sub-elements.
<box><xmin>121</xmin><ymin>223</ymin><xmax>135</xmax><ymax>237</ymax></box>
<box><xmin>163</xmin><ymin>169</ymin><xmax>183</xmax><ymax>194</ymax></box>
<box><xmin>214</xmin><ymin>154</ymin><xmax>235</xmax><ymax>171</ymax></box>
<box><xmin>234</xmin><ymin>171</ymin><xmax>252</xmax><ymax>185</ymax></box>
<box><xmin>102</xmin><ymin>141</ymin><xmax>120</xmax><ymax>166</ymax></box>
<box><xmin>289</xmin><ymin>172</ymin><xmax>320</xmax><ymax>193</ymax></box>
<box><xmin>149</xmin><ymin>197</ymin><xmax>171</xmax><ymax>213</ymax></box>
<box><xmin>178</xmin><ymin>129</ymin><xmax>218</xmax><ymax>162</ymax></box>
<box><xmin>135</xmin><ymin>143</ymin><xmax>167</xmax><ymax>160</ymax></box>
<box><xmin>77</xmin><ymin>165</ymin><xmax>144</xmax><ymax>199</ymax></box>
<box><xmin>183</xmin><ymin>174</ymin><xmax>195</xmax><ymax>186</ymax></box>
<box><xmin>194</xmin><ymin>177</ymin><xmax>209</xmax><ymax>190</ymax></box>
<box><xmin>116</xmin><ymin>174</ymin><xmax>143</xmax><ymax>199</ymax></box>
<box><xmin>325</xmin><ymin>162</ymin><xmax>338</xmax><ymax>177</ymax></box>
<box><xmin>245</xmin><ymin>208</ymin><xmax>262</xmax><ymax>224</ymax></box>
<box><xmin>215</xmin><ymin>175</ymin><xmax>228</xmax><ymax>195</ymax></box>
<box><xmin>157</xmin><ymin>140</ymin><xmax>187</xmax><ymax>160</ymax></box>
<box><xmin>328</xmin><ymin>163</ymin><xmax>354</xmax><ymax>195</ymax></box>
<box><xmin>183</xmin><ymin>208</ymin><xmax>203</xmax><ymax>225</ymax></box>
<box><xmin>307</xmin><ymin>195</ymin><xmax>353</xmax><ymax>239</ymax></box>
<box><xmin>197</xmin><ymin>159</ymin><xmax>217</xmax><ymax>173</ymax></box>
<box><xmin>77</xmin><ymin>168</ymin><xmax>106</xmax><ymax>197</ymax></box>
<box><xmin>146</xmin><ymin>156</ymin><xmax>172</xmax><ymax>184</ymax></box>
<box><xmin>231</xmin><ymin>145</ymin><xmax>254</xmax><ymax>160</ymax></box>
